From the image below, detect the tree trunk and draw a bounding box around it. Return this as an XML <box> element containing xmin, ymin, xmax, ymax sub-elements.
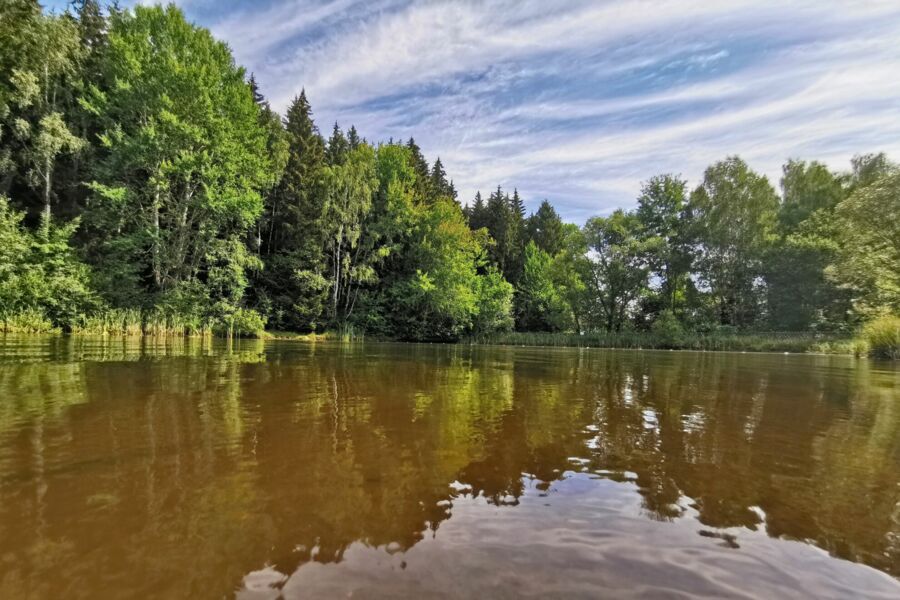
<box><xmin>152</xmin><ymin>185</ymin><xmax>161</xmax><ymax>289</ymax></box>
<box><xmin>43</xmin><ymin>158</ymin><xmax>52</xmax><ymax>222</ymax></box>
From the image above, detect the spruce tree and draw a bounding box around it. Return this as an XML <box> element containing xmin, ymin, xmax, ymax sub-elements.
<box><xmin>248</xmin><ymin>73</ymin><xmax>266</xmax><ymax>106</ymax></box>
<box><xmin>326</xmin><ymin>122</ymin><xmax>349</xmax><ymax>166</ymax></box>
<box><xmin>406</xmin><ymin>137</ymin><xmax>431</xmax><ymax>201</ymax></box>
<box><xmin>347</xmin><ymin>125</ymin><xmax>361</xmax><ymax>150</ymax></box>
<box><xmin>468</xmin><ymin>191</ymin><xmax>486</xmax><ymax>230</ymax></box>
<box><xmin>526</xmin><ymin>199</ymin><xmax>564</xmax><ymax>256</ymax></box>
<box><xmin>258</xmin><ymin>90</ymin><xmax>328</xmax><ymax>330</ymax></box>
<box><xmin>429</xmin><ymin>157</ymin><xmax>451</xmax><ymax>202</ymax></box>
<box><xmin>511</xmin><ymin>188</ymin><xmax>526</xmax><ymax>220</ymax></box>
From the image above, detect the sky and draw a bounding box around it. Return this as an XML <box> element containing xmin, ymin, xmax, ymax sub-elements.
<box><xmin>46</xmin><ymin>0</ymin><xmax>900</xmax><ymax>222</ymax></box>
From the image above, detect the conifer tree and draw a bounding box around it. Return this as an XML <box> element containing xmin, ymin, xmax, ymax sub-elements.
<box><xmin>526</xmin><ymin>199</ymin><xmax>564</xmax><ymax>256</ymax></box>
<box><xmin>467</xmin><ymin>191</ymin><xmax>487</xmax><ymax>230</ymax></box>
<box><xmin>429</xmin><ymin>157</ymin><xmax>452</xmax><ymax>202</ymax></box>
<box><xmin>326</xmin><ymin>122</ymin><xmax>349</xmax><ymax>166</ymax></box>
<box><xmin>257</xmin><ymin>90</ymin><xmax>327</xmax><ymax>330</ymax></box>
<box><xmin>511</xmin><ymin>188</ymin><xmax>526</xmax><ymax>220</ymax></box>
<box><xmin>406</xmin><ymin>137</ymin><xmax>431</xmax><ymax>201</ymax></box>
<box><xmin>347</xmin><ymin>125</ymin><xmax>361</xmax><ymax>150</ymax></box>
<box><xmin>248</xmin><ymin>73</ymin><xmax>266</xmax><ymax>106</ymax></box>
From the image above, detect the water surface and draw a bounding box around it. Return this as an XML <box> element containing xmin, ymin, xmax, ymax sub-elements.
<box><xmin>0</xmin><ymin>335</ymin><xmax>898</xmax><ymax>598</ymax></box>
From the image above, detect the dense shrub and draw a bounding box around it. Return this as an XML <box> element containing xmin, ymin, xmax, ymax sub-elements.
<box><xmin>861</xmin><ymin>315</ymin><xmax>900</xmax><ymax>359</ymax></box>
<box><xmin>650</xmin><ymin>310</ymin><xmax>685</xmax><ymax>348</ymax></box>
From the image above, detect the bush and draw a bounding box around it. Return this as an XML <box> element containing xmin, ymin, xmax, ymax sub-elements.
<box><xmin>861</xmin><ymin>315</ymin><xmax>900</xmax><ymax>359</ymax></box>
<box><xmin>215</xmin><ymin>308</ymin><xmax>267</xmax><ymax>338</ymax></box>
<box><xmin>650</xmin><ymin>310</ymin><xmax>685</xmax><ymax>348</ymax></box>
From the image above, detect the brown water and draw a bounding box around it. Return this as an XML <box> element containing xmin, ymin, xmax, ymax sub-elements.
<box><xmin>0</xmin><ymin>336</ymin><xmax>898</xmax><ymax>599</ymax></box>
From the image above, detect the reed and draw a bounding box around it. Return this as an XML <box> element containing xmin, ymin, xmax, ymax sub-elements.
<box><xmin>0</xmin><ymin>309</ymin><xmax>57</xmax><ymax>334</ymax></box>
<box><xmin>466</xmin><ymin>330</ymin><xmax>855</xmax><ymax>354</ymax></box>
<box><xmin>861</xmin><ymin>315</ymin><xmax>900</xmax><ymax>359</ymax></box>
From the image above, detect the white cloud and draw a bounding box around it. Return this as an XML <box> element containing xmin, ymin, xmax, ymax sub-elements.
<box><xmin>192</xmin><ymin>0</ymin><xmax>900</xmax><ymax>221</ymax></box>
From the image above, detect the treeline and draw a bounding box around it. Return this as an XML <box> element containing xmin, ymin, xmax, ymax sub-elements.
<box><xmin>1</xmin><ymin>2</ymin><xmax>898</xmax><ymax>344</ymax></box>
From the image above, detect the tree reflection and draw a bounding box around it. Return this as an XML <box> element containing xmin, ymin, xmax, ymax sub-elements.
<box><xmin>0</xmin><ymin>338</ymin><xmax>897</xmax><ymax>598</ymax></box>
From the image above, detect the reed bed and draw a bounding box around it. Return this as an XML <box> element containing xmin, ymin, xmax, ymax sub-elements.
<box><xmin>466</xmin><ymin>330</ymin><xmax>856</xmax><ymax>354</ymax></box>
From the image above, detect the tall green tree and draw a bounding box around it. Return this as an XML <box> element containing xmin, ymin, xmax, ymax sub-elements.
<box><xmin>320</xmin><ymin>144</ymin><xmax>378</xmax><ymax>327</ymax></box>
<box><xmin>764</xmin><ymin>160</ymin><xmax>850</xmax><ymax>329</ymax></box>
<box><xmin>405</xmin><ymin>137</ymin><xmax>431</xmax><ymax>201</ymax></box>
<box><xmin>847</xmin><ymin>152</ymin><xmax>897</xmax><ymax>191</ymax></box>
<box><xmin>389</xmin><ymin>199</ymin><xmax>512</xmax><ymax>340</ymax></box>
<box><xmin>256</xmin><ymin>91</ymin><xmax>327</xmax><ymax>330</ymax></box>
<box><xmin>525</xmin><ymin>199</ymin><xmax>565</xmax><ymax>256</ymax></box>
<box><xmin>635</xmin><ymin>174</ymin><xmax>692</xmax><ymax>316</ymax></box>
<box><xmin>0</xmin><ymin>4</ymin><xmax>85</xmax><ymax>218</ymax></box>
<box><xmin>484</xmin><ymin>185</ymin><xmax>522</xmax><ymax>282</ymax></box>
<box><xmin>583</xmin><ymin>210</ymin><xmax>651</xmax><ymax>332</ymax></box>
<box><xmin>429</xmin><ymin>157</ymin><xmax>454</xmax><ymax>202</ymax></box>
<box><xmin>551</xmin><ymin>223</ymin><xmax>589</xmax><ymax>332</ymax></box>
<box><xmin>516</xmin><ymin>240</ymin><xmax>570</xmax><ymax>331</ymax></box>
<box><xmin>326</xmin><ymin>122</ymin><xmax>349</xmax><ymax>166</ymax></box>
<box><xmin>83</xmin><ymin>5</ymin><xmax>271</xmax><ymax>322</ymax></box>
<box><xmin>347</xmin><ymin>125</ymin><xmax>361</xmax><ymax>150</ymax></box>
<box><xmin>828</xmin><ymin>171</ymin><xmax>900</xmax><ymax>317</ymax></box>
<box><xmin>467</xmin><ymin>191</ymin><xmax>487</xmax><ymax>230</ymax></box>
<box><xmin>689</xmin><ymin>157</ymin><xmax>778</xmax><ymax>327</ymax></box>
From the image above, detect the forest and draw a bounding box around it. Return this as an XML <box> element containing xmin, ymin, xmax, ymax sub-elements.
<box><xmin>1</xmin><ymin>2</ymin><xmax>898</xmax><ymax>354</ymax></box>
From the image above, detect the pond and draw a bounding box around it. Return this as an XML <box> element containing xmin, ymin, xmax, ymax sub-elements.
<box><xmin>0</xmin><ymin>335</ymin><xmax>898</xmax><ymax>598</ymax></box>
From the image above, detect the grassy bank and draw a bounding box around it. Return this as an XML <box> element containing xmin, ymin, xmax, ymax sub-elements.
<box><xmin>1</xmin><ymin>308</ymin><xmax>267</xmax><ymax>339</ymax></box>
<box><xmin>465</xmin><ymin>330</ymin><xmax>861</xmax><ymax>354</ymax></box>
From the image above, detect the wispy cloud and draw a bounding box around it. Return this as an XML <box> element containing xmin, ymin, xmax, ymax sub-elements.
<box><xmin>47</xmin><ymin>0</ymin><xmax>900</xmax><ymax>221</ymax></box>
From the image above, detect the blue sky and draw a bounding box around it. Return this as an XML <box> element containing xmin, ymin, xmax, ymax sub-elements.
<box><xmin>46</xmin><ymin>0</ymin><xmax>900</xmax><ymax>222</ymax></box>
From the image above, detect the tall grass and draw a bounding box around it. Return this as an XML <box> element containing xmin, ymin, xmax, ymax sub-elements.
<box><xmin>71</xmin><ymin>308</ymin><xmax>143</xmax><ymax>336</ymax></box>
<box><xmin>861</xmin><ymin>315</ymin><xmax>900</xmax><ymax>359</ymax></box>
<box><xmin>0</xmin><ymin>309</ymin><xmax>57</xmax><ymax>334</ymax></box>
<box><xmin>69</xmin><ymin>308</ymin><xmax>267</xmax><ymax>338</ymax></box>
<box><xmin>466</xmin><ymin>330</ymin><xmax>854</xmax><ymax>354</ymax></box>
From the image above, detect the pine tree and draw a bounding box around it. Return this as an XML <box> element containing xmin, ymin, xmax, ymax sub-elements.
<box><xmin>485</xmin><ymin>186</ymin><xmax>516</xmax><ymax>277</ymax></box>
<box><xmin>526</xmin><ymin>199</ymin><xmax>564</xmax><ymax>256</ymax></box>
<box><xmin>511</xmin><ymin>188</ymin><xmax>526</xmax><ymax>220</ymax></box>
<box><xmin>406</xmin><ymin>137</ymin><xmax>431</xmax><ymax>201</ymax></box>
<box><xmin>347</xmin><ymin>125</ymin><xmax>361</xmax><ymax>150</ymax></box>
<box><xmin>257</xmin><ymin>90</ymin><xmax>328</xmax><ymax>330</ymax></box>
<box><xmin>468</xmin><ymin>191</ymin><xmax>486</xmax><ymax>230</ymax></box>
<box><xmin>326</xmin><ymin>122</ymin><xmax>349</xmax><ymax>166</ymax></box>
<box><xmin>429</xmin><ymin>157</ymin><xmax>451</xmax><ymax>202</ymax></box>
<box><xmin>248</xmin><ymin>73</ymin><xmax>266</xmax><ymax>106</ymax></box>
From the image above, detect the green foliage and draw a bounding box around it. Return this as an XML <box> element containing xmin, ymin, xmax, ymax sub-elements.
<box><xmin>83</xmin><ymin>5</ymin><xmax>270</xmax><ymax>322</ymax></box>
<box><xmin>0</xmin><ymin>308</ymin><xmax>56</xmax><ymax>334</ymax></box>
<box><xmin>859</xmin><ymin>315</ymin><xmax>900</xmax><ymax>359</ymax></box>
<box><xmin>765</xmin><ymin>161</ymin><xmax>851</xmax><ymax>330</ymax></box>
<box><xmin>473</xmin><ymin>268</ymin><xmax>515</xmax><ymax>335</ymax></box>
<box><xmin>828</xmin><ymin>171</ymin><xmax>900</xmax><ymax>317</ymax></box>
<box><xmin>690</xmin><ymin>157</ymin><xmax>779</xmax><ymax>327</ymax></box>
<box><xmin>583</xmin><ymin>210</ymin><xmax>651</xmax><ymax>332</ymax></box>
<box><xmin>650</xmin><ymin>310</ymin><xmax>684</xmax><ymax>348</ymax></box>
<box><xmin>0</xmin><ymin>4</ymin><xmax>85</xmax><ymax>216</ymax></box>
<box><xmin>215</xmin><ymin>308</ymin><xmax>268</xmax><ymax>338</ymax></box>
<box><xmin>255</xmin><ymin>90</ymin><xmax>327</xmax><ymax>331</ymax></box>
<box><xmin>2</xmin><ymin>2</ymin><xmax>896</xmax><ymax>346</ymax></box>
<box><xmin>636</xmin><ymin>174</ymin><xmax>692</xmax><ymax>316</ymax></box>
<box><xmin>320</xmin><ymin>144</ymin><xmax>378</xmax><ymax>326</ymax></box>
<box><xmin>516</xmin><ymin>241</ymin><xmax>570</xmax><ymax>331</ymax></box>
<box><xmin>0</xmin><ymin>196</ymin><xmax>95</xmax><ymax>330</ymax></box>
<box><xmin>526</xmin><ymin>199</ymin><xmax>564</xmax><ymax>256</ymax></box>
<box><xmin>470</xmin><ymin>330</ymin><xmax>851</xmax><ymax>353</ymax></box>
<box><xmin>390</xmin><ymin>199</ymin><xmax>511</xmax><ymax>340</ymax></box>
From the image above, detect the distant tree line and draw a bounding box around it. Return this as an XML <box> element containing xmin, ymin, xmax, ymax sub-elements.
<box><xmin>1</xmin><ymin>2</ymin><xmax>897</xmax><ymax>339</ymax></box>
